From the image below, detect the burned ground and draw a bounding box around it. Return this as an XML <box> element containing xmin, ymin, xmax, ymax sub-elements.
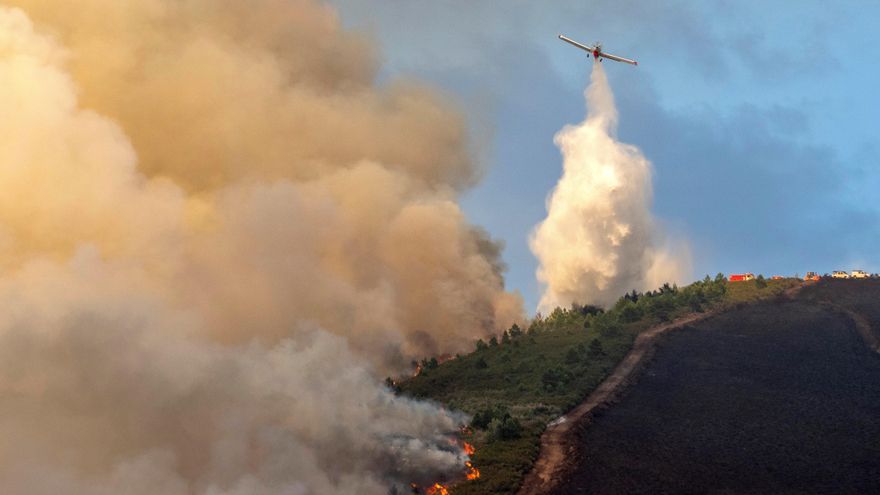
<box><xmin>559</xmin><ymin>286</ymin><xmax>880</xmax><ymax>494</ymax></box>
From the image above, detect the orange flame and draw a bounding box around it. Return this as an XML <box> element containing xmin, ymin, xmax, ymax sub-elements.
<box><xmin>411</xmin><ymin>438</ymin><xmax>479</xmax><ymax>492</ymax></box>
<box><xmin>425</xmin><ymin>483</ymin><xmax>450</xmax><ymax>495</ymax></box>
<box><xmin>465</xmin><ymin>460</ymin><xmax>480</xmax><ymax>480</ymax></box>
<box><xmin>463</xmin><ymin>441</ymin><xmax>475</xmax><ymax>456</ymax></box>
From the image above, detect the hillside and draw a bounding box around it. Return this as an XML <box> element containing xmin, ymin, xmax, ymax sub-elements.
<box><xmin>399</xmin><ymin>276</ymin><xmax>799</xmax><ymax>494</ymax></box>
<box><xmin>557</xmin><ymin>279</ymin><xmax>880</xmax><ymax>493</ymax></box>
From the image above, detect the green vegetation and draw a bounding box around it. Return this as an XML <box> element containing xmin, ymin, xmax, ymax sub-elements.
<box><xmin>397</xmin><ymin>275</ymin><xmax>799</xmax><ymax>494</ymax></box>
<box><xmin>721</xmin><ymin>275</ymin><xmax>797</xmax><ymax>305</ymax></box>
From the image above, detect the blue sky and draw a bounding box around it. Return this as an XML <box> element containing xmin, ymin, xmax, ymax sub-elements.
<box><xmin>329</xmin><ymin>1</ymin><xmax>880</xmax><ymax>311</ymax></box>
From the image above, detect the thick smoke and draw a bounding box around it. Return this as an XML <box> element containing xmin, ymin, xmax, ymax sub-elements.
<box><xmin>531</xmin><ymin>63</ymin><xmax>690</xmax><ymax>312</ymax></box>
<box><xmin>0</xmin><ymin>3</ymin><xmax>522</xmax><ymax>493</ymax></box>
<box><xmin>0</xmin><ymin>251</ymin><xmax>467</xmax><ymax>494</ymax></box>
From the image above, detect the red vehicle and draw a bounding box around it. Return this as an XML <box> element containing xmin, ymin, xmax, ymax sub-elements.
<box><xmin>729</xmin><ymin>273</ymin><xmax>755</xmax><ymax>282</ymax></box>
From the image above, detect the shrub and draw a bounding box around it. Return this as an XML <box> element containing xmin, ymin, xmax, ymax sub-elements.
<box><xmin>756</xmin><ymin>274</ymin><xmax>768</xmax><ymax>289</ymax></box>
<box><xmin>593</xmin><ymin>314</ymin><xmax>622</xmax><ymax>336</ymax></box>
<box><xmin>541</xmin><ymin>366</ymin><xmax>573</xmax><ymax>391</ymax></box>
<box><xmin>471</xmin><ymin>405</ymin><xmax>513</xmax><ymax>431</ymax></box>
<box><xmin>619</xmin><ymin>302</ymin><xmax>643</xmax><ymax>323</ymax></box>
<box><xmin>471</xmin><ymin>408</ymin><xmax>495</xmax><ymax>429</ymax></box>
<box><xmin>648</xmin><ymin>297</ymin><xmax>675</xmax><ymax>322</ymax></box>
<box><xmin>488</xmin><ymin>414</ymin><xmax>523</xmax><ymax>441</ymax></box>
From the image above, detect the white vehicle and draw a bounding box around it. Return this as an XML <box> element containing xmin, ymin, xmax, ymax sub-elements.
<box><xmin>558</xmin><ymin>35</ymin><xmax>638</xmax><ymax>66</ymax></box>
<box><xmin>832</xmin><ymin>271</ymin><xmax>850</xmax><ymax>279</ymax></box>
<box><xmin>851</xmin><ymin>270</ymin><xmax>869</xmax><ymax>279</ymax></box>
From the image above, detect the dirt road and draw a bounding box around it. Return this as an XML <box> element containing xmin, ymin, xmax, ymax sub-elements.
<box><xmin>517</xmin><ymin>282</ymin><xmax>807</xmax><ymax>495</ymax></box>
<box><xmin>555</xmin><ymin>296</ymin><xmax>880</xmax><ymax>494</ymax></box>
<box><xmin>833</xmin><ymin>306</ymin><xmax>880</xmax><ymax>353</ymax></box>
<box><xmin>516</xmin><ymin>311</ymin><xmax>714</xmax><ymax>495</ymax></box>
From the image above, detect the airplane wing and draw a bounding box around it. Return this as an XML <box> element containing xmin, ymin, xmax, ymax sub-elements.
<box><xmin>598</xmin><ymin>51</ymin><xmax>638</xmax><ymax>66</ymax></box>
<box><xmin>558</xmin><ymin>34</ymin><xmax>591</xmax><ymax>53</ymax></box>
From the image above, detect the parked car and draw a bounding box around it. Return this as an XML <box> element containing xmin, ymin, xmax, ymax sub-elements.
<box><xmin>851</xmin><ymin>270</ymin><xmax>869</xmax><ymax>279</ymax></box>
<box><xmin>832</xmin><ymin>271</ymin><xmax>850</xmax><ymax>279</ymax></box>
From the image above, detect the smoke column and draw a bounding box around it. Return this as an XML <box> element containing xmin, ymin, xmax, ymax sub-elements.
<box><xmin>0</xmin><ymin>2</ymin><xmax>524</xmax><ymax>493</ymax></box>
<box><xmin>531</xmin><ymin>63</ymin><xmax>691</xmax><ymax>312</ymax></box>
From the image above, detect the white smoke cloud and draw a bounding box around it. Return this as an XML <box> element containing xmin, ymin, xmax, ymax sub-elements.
<box><xmin>0</xmin><ymin>3</ymin><xmax>520</xmax><ymax>493</ymax></box>
<box><xmin>531</xmin><ymin>63</ymin><xmax>691</xmax><ymax>312</ymax></box>
<box><xmin>0</xmin><ymin>249</ymin><xmax>467</xmax><ymax>495</ymax></box>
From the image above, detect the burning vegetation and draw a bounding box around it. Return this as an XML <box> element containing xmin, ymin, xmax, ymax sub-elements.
<box><xmin>425</xmin><ymin>483</ymin><xmax>450</xmax><ymax>495</ymax></box>
<box><xmin>410</xmin><ymin>438</ymin><xmax>480</xmax><ymax>494</ymax></box>
<box><xmin>463</xmin><ymin>441</ymin><xmax>475</xmax><ymax>456</ymax></box>
<box><xmin>465</xmin><ymin>461</ymin><xmax>481</xmax><ymax>480</ymax></box>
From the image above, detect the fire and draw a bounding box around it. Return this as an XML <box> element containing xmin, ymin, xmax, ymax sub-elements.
<box><xmin>465</xmin><ymin>460</ymin><xmax>480</xmax><ymax>480</ymax></box>
<box><xmin>437</xmin><ymin>353</ymin><xmax>455</xmax><ymax>364</ymax></box>
<box><xmin>461</xmin><ymin>439</ymin><xmax>479</xmax><ymax>480</ymax></box>
<box><xmin>411</xmin><ymin>437</ymin><xmax>479</xmax><ymax>492</ymax></box>
<box><xmin>425</xmin><ymin>483</ymin><xmax>450</xmax><ymax>495</ymax></box>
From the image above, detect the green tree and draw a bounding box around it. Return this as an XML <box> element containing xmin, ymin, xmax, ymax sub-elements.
<box><xmin>488</xmin><ymin>414</ymin><xmax>523</xmax><ymax>441</ymax></box>
<box><xmin>508</xmin><ymin>323</ymin><xmax>523</xmax><ymax>338</ymax></box>
<box><xmin>489</xmin><ymin>335</ymin><xmax>499</xmax><ymax>347</ymax></box>
<box><xmin>649</xmin><ymin>297</ymin><xmax>675</xmax><ymax>322</ymax></box>
<box><xmin>593</xmin><ymin>314</ymin><xmax>622</xmax><ymax>336</ymax></box>
<box><xmin>471</xmin><ymin>407</ymin><xmax>495</xmax><ymax>429</ymax></box>
<box><xmin>527</xmin><ymin>316</ymin><xmax>542</xmax><ymax>335</ymax></box>
<box><xmin>682</xmin><ymin>288</ymin><xmax>707</xmax><ymax>312</ymax></box>
<box><xmin>541</xmin><ymin>366</ymin><xmax>572</xmax><ymax>391</ymax></box>
<box><xmin>475</xmin><ymin>356</ymin><xmax>488</xmax><ymax>369</ymax></box>
<box><xmin>581</xmin><ymin>305</ymin><xmax>604</xmax><ymax>316</ymax></box>
<box><xmin>619</xmin><ymin>301</ymin><xmax>643</xmax><ymax>323</ymax></box>
<box><xmin>475</xmin><ymin>339</ymin><xmax>488</xmax><ymax>351</ymax></box>
<box><xmin>589</xmin><ymin>338</ymin><xmax>605</xmax><ymax>357</ymax></box>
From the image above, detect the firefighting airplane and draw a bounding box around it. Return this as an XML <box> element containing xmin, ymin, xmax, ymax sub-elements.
<box><xmin>558</xmin><ymin>34</ymin><xmax>638</xmax><ymax>66</ymax></box>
